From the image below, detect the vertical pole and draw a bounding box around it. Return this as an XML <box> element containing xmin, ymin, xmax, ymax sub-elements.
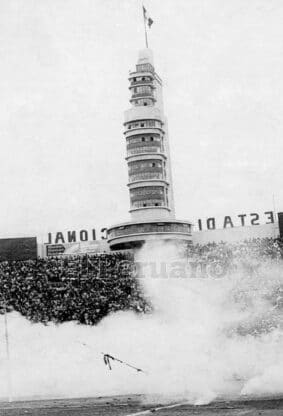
<box><xmin>4</xmin><ymin>307</ymin><xmax>12</xmax><ymax>402</ymax></box>
<box><xmin>143</xmin><ymin>7</ymin><xmax>148</xmax><ymax>48</ymax></box>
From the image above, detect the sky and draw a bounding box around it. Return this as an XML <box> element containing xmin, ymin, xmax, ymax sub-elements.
<box><xmin>1</xmin><ymin>0</ymin><xmax>283</xmax><ymax>240</ymax></box>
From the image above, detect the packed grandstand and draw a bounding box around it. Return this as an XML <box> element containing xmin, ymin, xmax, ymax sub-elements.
<box><xmin>0</xmin><ymin>237</ymin><xmax>282</xmax><ymax>328</ymax></box>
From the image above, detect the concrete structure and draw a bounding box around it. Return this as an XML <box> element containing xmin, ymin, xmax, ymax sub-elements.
<box><xmin>108</xmin><ymin>49</ymin><xmax>192</xmax><ymax>250</ymax></box>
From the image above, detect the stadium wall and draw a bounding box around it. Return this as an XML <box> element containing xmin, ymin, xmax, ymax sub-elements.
<box><xmin>0</xmin><ymin>221</ymin><xmax>280</xmax><ymax>261</ymax></box>
<box><xmin>192</xmin><ymin>222</ymin><xmax>279</xmax><ymax>244</ymax></box>
<box><xmin>0</xmin><ymin>237</ymin><xmax>37</xmax><ymax>261</ymax></box>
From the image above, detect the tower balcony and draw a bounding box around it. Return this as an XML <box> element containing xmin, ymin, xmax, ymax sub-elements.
<box><xmin>130</xmin><ymin>186</ymin><xmax>165</xmax><ymax>203</ymax></box>
<box><xmin>130</xmin><ymin>193</ymin><xmax>165</xmax><ymax>203</ymax></box>
<box><xmin>128</xmin><ymin>165</ymin><xmax>163</xmax><ymax>175</ymax></box>
<box><xmin>129</xmin><ymin>71</ymin><xmax>154</xmax><ymax>79</ymax></box>
<box><xmin>129</xmin><ymin>69</ymin><xmax>154</xmax><ymax>79</ymax></box>
<box><xmin>128</xmin><ymin>164</ymin><xmax>167</xmax><ymax>183</ymax></box>
<box><xmin>108</xmin><ymin>220</ymin><xmax>192</xmax><ymax>240</ymax></box>
<box><xmin>107</xmin><ymin>219</ymin><xmax>192</xmax><ymax>251</ymax></box>
<box><xmin>124</xmin><ymin>126</ymin><xmax>165</xmax><ymax>137</ymax></box>
<box><xmin>126</xmin><ymin>150</ymin><xmax>167</xmax><ymax>159</ymax></box>
<box><xmin>128</xmin><ymin>176</ymin><xmax>169</xmax><ymax>185</ymax></box>
<box><xmin>127</xmin><ymin>140</ymin><xmax>162</xmax><ymax>150</ymax></box>
<box><xmin>129</xmin><ymin>205</ymin><xmax>171</xmax><ymax>216</ymax></box>
<box><xmin>131</xmin><ymin>92</ymin><xmax>154</xmax><ymax>99</ymax></box>
<box><xmin>128</xmin><ymin>156</ymin><xmax>164</xmax><ymax>167</ymax></box>
<box><xmin>128</xmin><ymin>180</ymin><xmax>168</xmax><ymax>190</ymax></box>
<box><xmin>125</xmin><ymin>129</ymin><xmax>163</xmax><ymax>138</ymax></box>
<box><xmin>126</xmin><ymin>139</ymin><xmax>166</xmax><ymax>158</ymax></box>
<box><xmin>129</xmin><ymin>167</ymin><xmax>165</xmax><ymax>177</ymax></box>
<box><xmin>130</xmin><ymin>96</ymin><xmax>156</xmax><ymax>105</ymax></box>
<box><xmin>129</xmin><ymin>79</ymin><xmax>154</xmax><ymax>87</ymax></box>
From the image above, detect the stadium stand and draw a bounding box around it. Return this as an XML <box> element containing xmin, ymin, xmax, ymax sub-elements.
<box><xmin>187</xmin><ymin>237</ymin><xmax>283</xmax><ymax>278</ymax></box>
<box><xmin>0</xmin><ymin>238</ymin><xmax>282</xmax><ymax>326</ymax></box>
<box><xmin>0</xmin><ymin>252</ymin><xmax>151</xmax><ymax>325</ymax></box>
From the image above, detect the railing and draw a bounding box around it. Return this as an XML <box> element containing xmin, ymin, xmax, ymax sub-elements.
<box><xmin>131</xmin><ymin>92</ymin><xmax>154</xmax><ymax>99</ymax></box>
<box><xmin>130</xmin><ymin>194</ymin><xmax>164</xmax><ymax>203</ymax></box>
<box><xmin>128</xmin><ymin>166</ymin><xmax>163</xmax><ymax>174</ymax></box>
<box><xmin>130</xmin><ymin>80</ymin><xmax>153</xmax><ymax>86</ymax></box>
<box><xmin>127</xmin><ymin>147</ymin><xmax>160</xmax><ymax>156</ymax></box>
<box><xmin>108</xmin><ymin>222</ymin><xmax>192</xmax><ymax>239</ymax></box>
<box><xmin>127</xmin><ymin>141</ymin><xmax>161</xmax><ymax>149</ymax></box>
<box><xmin>124</xmin><ymin>127</ymin><xmax>165</xmax><ymax>136</ymax></box>
<box><xmin>129</xmin><ymin>172</ymin><xmax>164</xmax><ymax>182</ymax></box>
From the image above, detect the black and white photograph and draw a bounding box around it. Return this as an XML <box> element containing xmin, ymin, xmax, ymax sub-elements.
<box><xmin>0</xmin><ymin>1</ymin><xmax>283</xmax><ymax>415</ymax></box>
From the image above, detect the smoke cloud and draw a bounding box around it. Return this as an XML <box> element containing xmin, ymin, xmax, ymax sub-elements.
<box><xmin>0</xmin><ymin>241</ymin><xmax>283</xmax><ymax>403</ymax></box>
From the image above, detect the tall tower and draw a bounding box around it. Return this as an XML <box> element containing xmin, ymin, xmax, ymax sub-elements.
<box><xmin>125</xmin><ymin>48</ymin><xmax>175</xmax><ymax>221</ymax></box>
<box><xmin>108</xmin><ymin>49</ymin><xmax>192</xmax><ymax>250</ymax></box>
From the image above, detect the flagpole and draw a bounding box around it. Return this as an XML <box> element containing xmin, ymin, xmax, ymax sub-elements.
<box><xmin>143</xmin><ymin>6</ymin><xmax>148</xmax><ymax>48</ymax></box>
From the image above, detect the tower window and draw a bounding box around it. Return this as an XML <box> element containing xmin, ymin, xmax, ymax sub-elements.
<box><xmin>143</xmin><ymin>203</ymin><xmax>147</xmax><ymax>207</ymax></box>
<box><xmin>133</xmin><ymin>77</ymin><xmax>136</xmax><ymax>82</ymax></box>
<box><xmin>150</xmin><ymin>137</ymin><xmax>154</xmax><ymax>141</ymax></box>
<box><xmin>140</xmin><ymin>123</ymin><xmax>145</xmax><ymax>127</ymax></box>
<box><xmin>152</xmin><ymin>163</ymin><xmax>156</xmax><ymax>167</ymax></box>
<box><xmin>144</xmin><ymin>102</ymin><xmax>147</xmax><ymax>106</ymax></box>
<box><xmin>142</xmin><ymin>137</ymin><xmax>145</xmax><ymax>142</ymax></box>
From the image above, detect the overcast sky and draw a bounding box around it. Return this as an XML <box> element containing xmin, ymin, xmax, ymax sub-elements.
<box><xmin>1</xmin><ymin>0</ymin><xmax>283</xmax><ymax>240</ymax></box>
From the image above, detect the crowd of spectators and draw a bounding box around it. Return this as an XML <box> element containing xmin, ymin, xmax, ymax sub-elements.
<box><xmin>0</xmin><ymin>238</ymin><xmax>282</xmax><ymax>326</ymax></box>
<box><xmin>187</xmin><ymin>237</ymin><xmax>283</xmax><ymax>278</ymax></box>
<box><xmin>186</xmin><ymin>238</ymin><xmax>283</xmax><ymax>335</ymax></box>
<box><xmin>0</xmin><ymin>252</ymin><xmax>150</xmax><ymax>325</ymax></box>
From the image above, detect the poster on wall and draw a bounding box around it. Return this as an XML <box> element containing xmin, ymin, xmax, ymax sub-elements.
<box><xmin>45</xmin><ymin>240</ymin><xmax>109</xmax><ymax>257</ymax></box>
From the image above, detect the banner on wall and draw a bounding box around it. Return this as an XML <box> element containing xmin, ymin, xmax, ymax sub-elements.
<box><xmin>45</xmin><ymin>240</ymin><xmax>109</xmax><ymax>257</ymax></box>
<box><xmin>44</xmin><ymin>227</ymin><xmax>108</xmax><ymax>245</ymax></box>
<box><xmin>196</xmin><ymin>211</ymin><xmax>275</xmax><ymax>231</ymax></box>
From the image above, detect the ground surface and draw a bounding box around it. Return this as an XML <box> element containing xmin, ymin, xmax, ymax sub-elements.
<box><xmin>0</xmin><ymin>395</ymin><xmax>283</xmax><ymax>416</ymax></box>
<box><xmin>0</xmin><ymin>396</ymin><xmax>283</xmax><ymax>416</ymax></box>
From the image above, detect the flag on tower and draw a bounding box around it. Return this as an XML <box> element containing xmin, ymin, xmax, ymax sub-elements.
<box><xmin>143</xmin><ymin>6</ymin><xmax>154</xmax><ymax>28</ymax></box>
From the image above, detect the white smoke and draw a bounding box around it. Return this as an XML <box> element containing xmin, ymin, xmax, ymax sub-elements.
<box><xmin>0</xmin><ymin>240</ymin><xmax>283</xmax><ymax>403</ymax></box>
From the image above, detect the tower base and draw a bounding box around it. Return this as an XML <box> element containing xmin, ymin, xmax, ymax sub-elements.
<box><xmin>107</xmin><ymin>219</ymin><xmax>192</xmax><ymax>251</ymax></box>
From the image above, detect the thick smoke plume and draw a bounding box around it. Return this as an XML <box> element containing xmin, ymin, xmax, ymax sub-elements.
<box><xmin>0</xmin><ymin>241</ymin><xmax>283</xmax><ymax>403</ymax></box>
